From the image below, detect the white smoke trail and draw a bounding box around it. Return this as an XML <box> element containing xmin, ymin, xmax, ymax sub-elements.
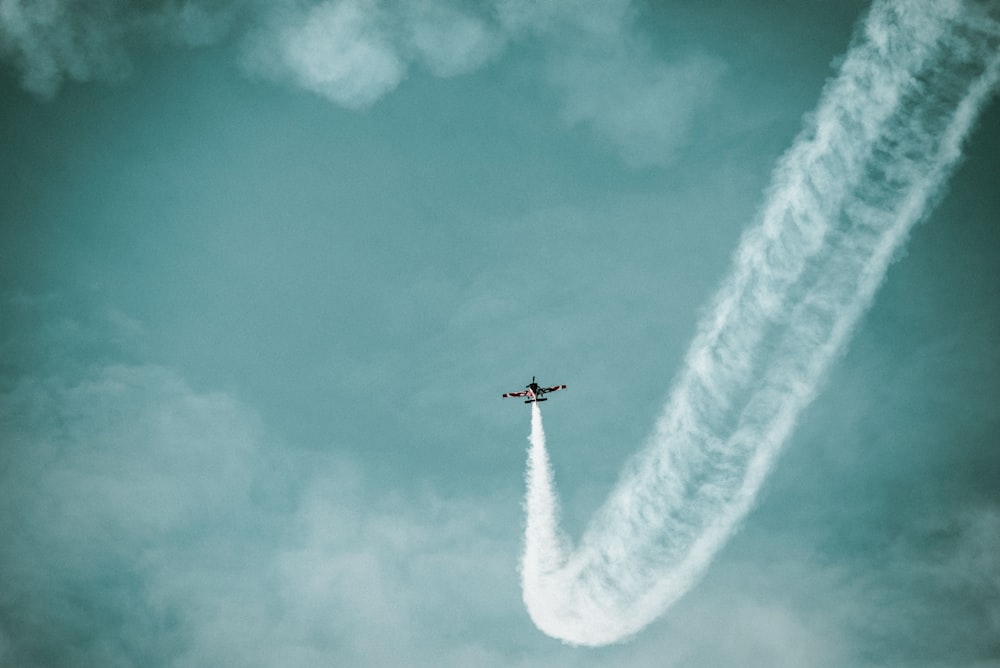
<box><xmin>522</xmin><ymin>0</ymin><xmax>1000</xmax><ymax>647</ymax></box>
<box><xmin>522</xmin><ymin>404</ymin><xmax>568</xmax><ymax>586</ymax></box>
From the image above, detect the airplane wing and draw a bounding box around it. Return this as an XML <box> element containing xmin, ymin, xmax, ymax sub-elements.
<box><xmin>503</xmin><ymin>391</ymin><xmax>529</xmax><ymax>398</ymax></box>
<box><xmin>540</xmin><ymin>385</ymin><xmax>567</xmax><ymax>394</ymax></box>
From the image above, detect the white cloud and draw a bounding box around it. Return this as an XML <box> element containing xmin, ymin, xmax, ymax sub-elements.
<box><xmin>1</xmin><ymin>0</ymin><xmax>723</xmax><ymax>166</ymax></box>
<box><xmin>242</xmin><ymin>0</ymin><xmax>508</xmax><ymax>108</ymax></box>
<box><xmin>404</xmin><ymin>0</ymin><xmax>504</xmax><ymax>78</ymax></box>
<box><xmin>0</xmin><ymin>361</ymin><xmax>523</xmax><ymax>666</ymax></box>
<box><xmin>275</xmin><ymin>0</ymin><xmax>405</xmax><ymax>109</ymax></box>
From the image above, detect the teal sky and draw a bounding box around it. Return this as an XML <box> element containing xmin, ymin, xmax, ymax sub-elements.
<box><xmin>2</xmin><ymin>1</ymin><xmax>999</xmax><ymax>665</ymax></box>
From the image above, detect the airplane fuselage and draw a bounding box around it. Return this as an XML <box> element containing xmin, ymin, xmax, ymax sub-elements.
<box><xmin>502</xmin><ymin>376</ymin><xmax>564</xmax><ymax>404</ymax></box>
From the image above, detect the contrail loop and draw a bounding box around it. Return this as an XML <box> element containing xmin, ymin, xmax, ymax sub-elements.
<box><xmin>522</xmin><ymin>0</ymin><xmax>1000</xmax><ymax>646</ymax></box>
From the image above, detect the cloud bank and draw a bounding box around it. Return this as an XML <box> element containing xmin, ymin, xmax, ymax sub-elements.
<box><xmin>0</xmin><ymin>358</ymin><xmax>523</xmax><ymax>667</ymax></box>
<box><xmin>0</xmin><ymin>0</ymin><xmax>719</xmax><ymax>166</ymax></box>
<box><xmin>521</xmin><ymin>0</ymin><xmax>1000</xmax><ymax>646</ymax></box>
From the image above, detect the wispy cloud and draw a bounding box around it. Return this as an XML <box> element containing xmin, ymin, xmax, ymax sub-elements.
<box><xmin>0</xmin><ymin>362</ymin><xmax>263</xmax><ymax>664</ymax></box>
<box><xmin>507</xmin><ymin>0</ymin><xmax>724</xmax><ymax>167</ymax></box>
<box><xmin>0</xmin><ymin>357</ymin><xmax>521</xmax><ymax>666</ymax></box>
<box><xmin>1</xmin><ymin>0</ymin><xmax>720</xmax><ymax>166</ymax></box>
<box><xmin>243</xmin><ymin>0</ymin><xmax>721</xmax><ymax>165</ymax></box>
<box><xmin>0</xmin><ymin>0</ymin><xmax>239</xmax><ymax>95</ymax></box>
<box><xmin>402</xmin><ymin>0</ymin><xmax>505</xmax><ymax>77</ymax></box>
<box><xmin>547</xmin><ymin>47</ymin><xmax>723</xmax><ymax>167</ymax></box>
<box><xmin>0</xmin><ymin>0</ymin><xmax>132</xmax><ymax>95</ymax></box>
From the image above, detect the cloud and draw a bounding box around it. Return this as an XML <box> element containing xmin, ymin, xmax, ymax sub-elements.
<box><xmin>1</xmin><ymin>0</ymin><xmax>721</xmax><ymax>166</ymax></box>
<box><xmin>0</xmin><ymin>0</ymin><xmax>240</xmax><ymax>95</ymax></box>
<box><xmin>884</xmin><ymin>505</ymin><xmax>1000</xmax><ymax>655</ymax></box>
<box><xmin>0</xmin><ymin>363</ymin><xmax>262</xmax><ymax>664</ymax></box>
<box><xmin>0</xmin><ymin>358</ymin><xmax>525</xmax><ymax>667</ymax></box>
<box><xmin>250</xmin><ymin>0</ymin><xmax>405</xmax><ymax>110</ymax></box>
<box><xmin>493</xmin><ymin>0</ymin><xmax>725</xmax><ymax>167</ymax></box>
<box><xmin>263</xmin><ymin>0</ymin><xmax>728</xmax><ymax>166</ymax></box>
<box><xmin>403</xmin><ymin>0</ymin><xmax>504</xmax><ymax>78</ymax></box>
<box><xmin>240</xmin><ymin>0</ymin><xmax>507</xmax><ymax>109</ymax></box>
<box><xmin>548</xmin><ymin>47</ymin><xmax>724</xmax><ymax>168</ymax></box>
<box><xmin>0</xmin><ymin>0</ymin><xmax>132</xmax><ymax>95</ymax></box>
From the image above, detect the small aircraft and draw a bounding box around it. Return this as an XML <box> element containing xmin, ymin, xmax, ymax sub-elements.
<box><xmin>502</xmin><ymin>376</ymin><xmax>567</xmax><ymax>403</ymax></box>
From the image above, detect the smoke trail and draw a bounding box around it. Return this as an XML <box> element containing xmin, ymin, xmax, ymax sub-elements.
<box><xmin>522</xmin><ymin>0</ymin><xmax>1000</xmax><ymax>647</ymax></box>
<box><xmin>522</xmin><ymin>404</ymin><xmax>567</xmax><ymax>587</ymax></box>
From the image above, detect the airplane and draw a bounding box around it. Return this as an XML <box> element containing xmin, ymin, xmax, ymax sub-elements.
<box><xmin>502</xmin><ymin>376</ymin><xmax>567</xmax><ymax>403</ymax></box>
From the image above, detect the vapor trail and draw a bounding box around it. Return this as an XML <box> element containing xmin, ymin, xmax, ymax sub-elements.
<box><xmin>521</xmin><ymin>0</ymin><xmax>1000</xmax><ymax>646</ymax></box>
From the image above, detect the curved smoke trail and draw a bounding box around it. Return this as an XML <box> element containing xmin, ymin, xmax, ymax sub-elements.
<box><xmin>522</xmin><ymin>0</ymin><xmax>1000</xmax><ymax>647</ymax></box>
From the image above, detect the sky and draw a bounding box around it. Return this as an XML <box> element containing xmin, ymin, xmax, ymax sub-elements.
<box><xmin>1</xmin><ymin>1</ymin><xmax>999</xmax><ymax>666</ymax></box>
